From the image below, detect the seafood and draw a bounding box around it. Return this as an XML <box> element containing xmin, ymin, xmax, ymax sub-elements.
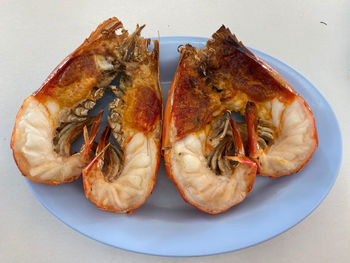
<box><xmin>11</xmin><ymin>17</ymin><xmax>144</xmax><ymax>184</ymax></box>
<box><xmin>83</xmin><ymin>33</ymin><xmax>162</xmax><ymax>213</ymax></box>
<box><xmin>162</xmin><ymin>26</ymin><xmax>318</xmax><ymax>214</ymax></box>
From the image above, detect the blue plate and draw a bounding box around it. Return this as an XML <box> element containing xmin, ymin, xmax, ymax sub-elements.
<box><xmin>27</xmin><ymin>37</ymin><xmax>342</xmax><ymax>257</ymax></box>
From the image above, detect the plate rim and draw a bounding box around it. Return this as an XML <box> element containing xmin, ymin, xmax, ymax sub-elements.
<box><xmin>26</xmin><ymin>36</ymin><xmax>343</xmax><ymax>257</ymax></box>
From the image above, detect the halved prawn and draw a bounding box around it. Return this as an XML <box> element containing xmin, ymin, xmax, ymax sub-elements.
<box><xmin>11</xmin><ymin>17</ymin><xmax>144</xmax><ymax>184</ymax></box>
<box><xmin>163</xmin><ymin>26</ymin><xmax>318</xmax><ymax>214</ymax></box>
<box><xmin>82</xmin><ymin>34</ymin><xmax>162</xmax><ymax>213</ymax></box>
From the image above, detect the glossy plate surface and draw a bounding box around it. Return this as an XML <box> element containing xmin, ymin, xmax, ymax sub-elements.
<box><xmin>27</xmin><ymin>37</ymin><xmax>342</xmax><ymax>257</ymax></box>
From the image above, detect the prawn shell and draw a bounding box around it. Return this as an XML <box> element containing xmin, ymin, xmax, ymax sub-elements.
<box><xmin>11</xmin><ymin>98</ymin><xmax>69</xmax><ymax>185</ymax></box>
<box><xmin>260</xmin><ymin>96</ymin><xmax>318</xmax><ymax>177</ymax></box>
<box><xmin>11</xmin><ymin>96</ymin><xmax>84</xmax><ymax>185</ymax></box>
<box><xmin>82</xmin><ymin>139</ymin><xmax>161</xmax><ymax>214</ymax></box>
<box><xmin>240</xmin><ymin>43</ymin><xmax>318</xmax><ymax>176</ymax></box>
<box><xmin>82</xmin><ymin>39</ymin><xmax>162</xmax><ymax>213</ymax></box>
<box><xmin>11</xmin><ymin>18</ymin><xmax>124</xmax><ymax>184</ymax></box>
<box><xmin>163</xmin><ymin>28</ymin><xmax>319</xmax><ymax>213</ymax></box>
<box><xmin>163</xmin><ymin>51</ymin><xmax>256</xmax><ymax>214</ymax></box>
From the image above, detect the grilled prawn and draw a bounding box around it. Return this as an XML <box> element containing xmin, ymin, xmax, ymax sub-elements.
<box><xmin>83</xmin><ymin>34</ymin><xmax>162</xmax><ymax>213</ymax></box>
<box><xmin>11</xmin><ymin>18</ymin><xmax>143</xmax><ymax>184</ymax></box>
<box><xmin>163</xmin><ymin>26</ymin><xmax>318</xmax><ymax>214</ymax></box>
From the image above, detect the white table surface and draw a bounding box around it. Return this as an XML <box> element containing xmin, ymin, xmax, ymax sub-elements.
<box><xmin>1</xmin><ymin>0</ymin><xmax>349</xmax><ymax>262</ymax></box>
